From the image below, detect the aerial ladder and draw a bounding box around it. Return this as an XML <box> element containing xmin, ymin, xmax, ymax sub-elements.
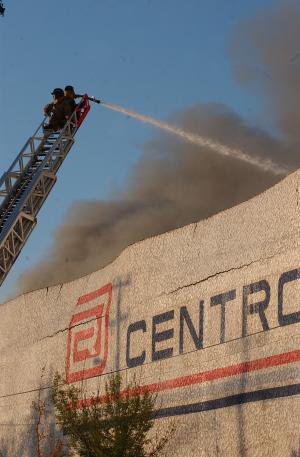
<box><xmin>0</xmin><ymin>95</ymin><xmax>96</xmax><ymax>287</ymax></box>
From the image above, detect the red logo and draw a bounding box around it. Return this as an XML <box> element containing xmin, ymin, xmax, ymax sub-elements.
<box><xmin>66</xmin><ymin>283</ymin><xmax>112</xmax><ymax>383</ymax></box>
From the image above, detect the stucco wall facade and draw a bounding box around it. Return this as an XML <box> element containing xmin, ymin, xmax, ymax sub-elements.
<box><xmin>1</xmin><ymin>171</ymin><xmax>300</xmax><ymax>456</ymax></box>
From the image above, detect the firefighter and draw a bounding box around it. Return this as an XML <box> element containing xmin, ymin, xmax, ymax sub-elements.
<box><xmin>43</xmin><ymin>88</ymin><xmax>73</xmax><ymax>132</ymax></box>
<box><xmin>64</xmin><ymin>85</ymin><xmax>77</xmax><ymax>113</ymax></box>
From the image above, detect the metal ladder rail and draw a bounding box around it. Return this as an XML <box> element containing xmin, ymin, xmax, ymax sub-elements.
<box><xmin>0</xmin><ymin>120</ymin><xmax>76</xmax><ymax>243</ymax></box>
<box><xmin>0</xmin><ymin>96</ymin><xmax>90</xmax><ymax>286</ymax></box>
<box><xmin>0</xmin><ymin>94</ymin><xmax>91</xmax><ymax>208</ymax></box>
<box><xmin>0</xmin><ymin>133</ymin><xmax>60</xmax><ymax>229</ymax></box>
<box><xmin>0</xmin><ymin>134</ymin><xmax>62</xmax><ymax>228</ymax></box>
<box><xmin>0</xmin><ymin>124</ymin><xmax>67</xmax><ymax>217</ymax></box>
<box><xmin>0</xmin><ymin>120</ymin><xmax>48</xmax><ymax>206</ymax></box>
<box><xmin>0</xmin><ymin>131</ymin><xmax>74</xmax><ymax>285</ymax></box>
<box><xmin>0</xmin><ymin>94</ymin><xmax>89</xmax><ymax>210</ymax></box>
<box><xmin>0</xmin><ymin>99</ymin><xmax>88</xmax><ymax>233</ymax></box>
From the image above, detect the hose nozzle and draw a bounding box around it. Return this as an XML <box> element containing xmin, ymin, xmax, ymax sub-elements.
<box><xmin>75</xmin><ymin>94</ymin><xmax>101</xmax><ymax>104</ymax></box>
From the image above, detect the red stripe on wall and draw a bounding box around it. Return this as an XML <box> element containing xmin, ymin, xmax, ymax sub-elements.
<box><xmin>76</xmin><ymin>348</ymin><xmax>300</xmax><ymax>408</ymax></box>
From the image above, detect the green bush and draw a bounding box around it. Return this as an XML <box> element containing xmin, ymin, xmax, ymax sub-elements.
<box><xmin>52</xmin><ymin>373</ymin><xmax>173</xmax><ymax>457</ymax></box>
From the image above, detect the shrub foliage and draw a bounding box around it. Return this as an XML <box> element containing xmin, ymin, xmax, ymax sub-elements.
<box><xmin>52</xmin><ymin>373</ymin><xmax>173</xmax><ymax>457</ymax></box>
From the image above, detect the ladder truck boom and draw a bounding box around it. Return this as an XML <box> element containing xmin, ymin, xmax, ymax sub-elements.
<box><xmin>0</xmin><ymin>95</ymin><xmax>91</xmax><ymax>288</ymax></box>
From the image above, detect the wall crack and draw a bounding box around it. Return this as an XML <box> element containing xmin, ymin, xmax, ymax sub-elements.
<box><xmin>40</xmin><ymin>315</ymin><xmax>100</xmax><ymax>342</ymax></box>
<box><xmin>160</xmin><ymin>248</ymin><xmax>286</xmax><ymax>296</ymax></box>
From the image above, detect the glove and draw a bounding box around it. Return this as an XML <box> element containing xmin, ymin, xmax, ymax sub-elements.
<box><xmin>44</xmin><ymin>103</ymin><xmax>53</xmax><ymax>116</ymax></box>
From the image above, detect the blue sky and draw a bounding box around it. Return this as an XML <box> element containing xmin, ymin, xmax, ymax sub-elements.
<box><xmin>0</xmin><ymin>0</ymin><xmax>275</xmax><ymax>301</ymax></box>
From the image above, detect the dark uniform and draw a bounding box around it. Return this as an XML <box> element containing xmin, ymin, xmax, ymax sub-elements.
<box><xmin>65</xmin><ymin>97</ymin><xmax>77</xmax><ymax>114</ymax></box>
<box><xmin>64</xmin><ymin>85</ymin><xmax>77</xmax><ymax>118</ymax></box>
<box><xmin>44</xmin><ymin>96</ymin><xmax>72</xmax><ymax>131</ymax></box>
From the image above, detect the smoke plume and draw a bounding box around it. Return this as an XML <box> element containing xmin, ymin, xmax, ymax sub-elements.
<box><xmin>17</xmin><ymin>1</ymin><xmax>300</xmax><ymax>293</ymax></box>
<box><xmin>230</xmin><ymin>0</ymin><xmax>300</xmax><ymax>145</ymax></box>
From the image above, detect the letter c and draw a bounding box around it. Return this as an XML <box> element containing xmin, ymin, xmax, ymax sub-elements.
<box><xmin>126</xmin><ymin>320</ymin><xmax>146</xmax><ymax>368</ymax></box>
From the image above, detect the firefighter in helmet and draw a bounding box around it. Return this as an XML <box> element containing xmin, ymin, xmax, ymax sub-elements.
<box><xmin>64</xmin><ymin>85</ymin><xmax>77</xmax><ymax>113</ymax></box>
<box><xmin>43</xmin><ymin>88</ymin><xmax>73</xmax><ymax>132</ymax></box>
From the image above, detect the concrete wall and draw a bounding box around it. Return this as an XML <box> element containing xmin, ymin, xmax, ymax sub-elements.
<box><xmin>1</xmin><ymin>170</ymin><xmax>300</xmax><ymax>456</ymax></box>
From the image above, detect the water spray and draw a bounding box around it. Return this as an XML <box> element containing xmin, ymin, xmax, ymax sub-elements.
<box><xmin>84</xmin><ymin>96</ymin><xmax>290</xmax><ymax>176</ymax></box>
